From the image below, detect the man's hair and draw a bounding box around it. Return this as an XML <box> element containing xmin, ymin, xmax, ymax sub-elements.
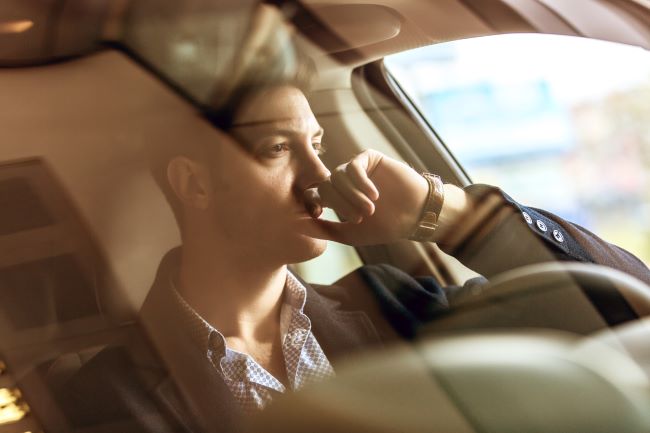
<box><xmin>147</xmin><ymin>3</ymin><xmax>317</xmax><ymax>227</ymax></box>
<box><xmin>149</xmin><ymin>74</ymin><xmax>316</xmax><ymax>229</ymax></box>
<box><xmin>204</xmin><ymin>47</ymin><xmax>317</xmax><ymax>130</ymax></box>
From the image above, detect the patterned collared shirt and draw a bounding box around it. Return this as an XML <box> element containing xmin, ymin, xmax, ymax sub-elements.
<box><xmin>171</xmin><ymin>272</ymin><xmax>335</xmax><ymax>412</ymax></box>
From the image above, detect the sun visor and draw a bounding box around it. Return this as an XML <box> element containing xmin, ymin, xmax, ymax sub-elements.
<box><xmin>297</xmin><ymin>4</ymin><xmax>402</xmax><ymax>53</ymax></box>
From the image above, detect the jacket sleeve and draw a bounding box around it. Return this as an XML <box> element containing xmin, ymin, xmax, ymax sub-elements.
<box><xmin>353</xmin><ymin>184</ymin><xmax>649</xmax><ymax>339</ymax></box>
<box><xmin>437</xmin><ymin>184</ymin><xmax>650</xmax><ymax>286</ymax></box>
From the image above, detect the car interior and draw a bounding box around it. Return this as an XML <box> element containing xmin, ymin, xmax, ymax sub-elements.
<box><xmin>1</xmin><ymin>0</ymin><xmax>650</xmax><ymax>432</ymax></box>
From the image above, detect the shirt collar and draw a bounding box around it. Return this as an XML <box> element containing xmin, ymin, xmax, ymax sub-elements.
<box><xmin>169</xmin><ymin>276</ymin><xmax>218</xmax><ymax>355</ymax></box>
<box><xmin>284</xmin><ymin>271</ymin><xmax>308</xmax><ymax>312</ymax></box>
<box><xmin>168</xmin><ymin>269</ymin><xmax>309</xmax><ymax>355</ymax></box>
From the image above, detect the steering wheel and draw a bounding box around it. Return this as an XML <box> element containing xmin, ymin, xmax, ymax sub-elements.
<box><xmin>249</xmin><ymin>263</ymin><xmax>650</xmax><ymax>433</ymax></box>
<box><xmin>422</xmin><ymin>262</ymin><xmax>650</xmax><ymax>336</ymax></box>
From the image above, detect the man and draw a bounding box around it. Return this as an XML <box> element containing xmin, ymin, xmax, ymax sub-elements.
<box><xmin>138</xmin><ymin>80</ymin><xmax>650</xmax><ymax>426</ymax></box>
<box><xmin>57</xmin><ymin>82</ymin><xmax>649</xmax><ymax>433</ymax></box>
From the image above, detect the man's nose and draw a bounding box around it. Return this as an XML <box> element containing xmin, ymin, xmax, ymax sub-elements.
<box><xmin>296</xmin><ymin>147</ymin><xmax>331</xmax><ymax>190</ymax></box>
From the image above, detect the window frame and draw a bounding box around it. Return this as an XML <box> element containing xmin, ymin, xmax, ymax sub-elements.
<box><xmin>351</xmin><ymin>59</ymin><xmax>472</xmax><ymax>187</ymax></box>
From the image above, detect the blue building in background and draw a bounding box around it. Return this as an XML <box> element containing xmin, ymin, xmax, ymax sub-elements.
<box><xmin>422</xmin><ymin>80</ymin><xmax>576</xmax><ymax>166</ymax></box>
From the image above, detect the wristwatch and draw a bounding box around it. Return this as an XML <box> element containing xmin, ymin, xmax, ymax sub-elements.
<box><xmin>408</xmin><ymin>173</ymin><xmax>445</xmax><ymax>242</ymax></box>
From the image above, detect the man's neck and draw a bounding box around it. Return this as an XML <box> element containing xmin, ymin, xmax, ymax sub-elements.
<box><xmin>176</xmin><ymin>243</ymin><xmax>287</xmax><ymax>343</ymax></box>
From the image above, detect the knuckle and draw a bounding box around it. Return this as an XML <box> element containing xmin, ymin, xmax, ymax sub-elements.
<box><xmin>358</xmin><ymin>149</ymin><xmax>374</xmax><ymax>161</ymax></box>
<box><xmin>366</xmin><ymin>148</ymin><xmax>380</xmax><ymax>158</ymax></box>
<box><xmin>358</xmin><ymin>149</ymin><xmax>372</xmax><ymax>157</ymax></box>
<box><xmin>303</xmin><ymin>191</ymin><xmax>316</xmax><ymax>203</ymax></box>
<box><xmin>334</xmin><ymin>165</ymin><xmax>348</xmax><ymax>177</ymax></box>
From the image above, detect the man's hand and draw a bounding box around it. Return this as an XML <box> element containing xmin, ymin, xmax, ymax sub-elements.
<box><xmin>303</xmin><ymin>150</ymin><xmax>431</xmax><ymax>246</ymax></box>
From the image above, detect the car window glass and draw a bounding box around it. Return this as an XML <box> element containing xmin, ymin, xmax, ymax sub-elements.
<box><xmin>5</xmin><ymin>3</ymin><xmax>650</xmax><ymax>432</ymax></box>
<box><xmin>386</xmin><ymin>34</ymin><xmax>650</xmax><ymax>264</ymax></box>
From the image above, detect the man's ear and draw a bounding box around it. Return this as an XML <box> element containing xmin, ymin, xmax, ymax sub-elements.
<box><xmin>166</xmin><ymin>156</ymin><xmax>213</xmax><ymax>210</ymax></box>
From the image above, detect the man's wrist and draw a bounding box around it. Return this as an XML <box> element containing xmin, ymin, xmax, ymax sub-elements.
<box><xmin>437</xmin><ymin>184</ymin><xmax>471</xmax><ymax>235</ymax></box>
<box><xmin>408</xmin><ymin>173</ymin><xmax>445</xmax><ymax>242</ymax></box>
<box><xmin>408</xmin><ymin>181</ymin><xmax>471</xmax><ymax>244</ymax></box>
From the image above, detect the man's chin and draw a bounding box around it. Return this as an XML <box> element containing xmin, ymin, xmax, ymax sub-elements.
<box><xmin>293</xmin><ymin>215</ymin><xmax>331</xmax><ymax>241</ymax></box>
<box><xmin>288</xmin><ymin>235</ymin><xmax>328</xmax><ymax>263</ymax></box>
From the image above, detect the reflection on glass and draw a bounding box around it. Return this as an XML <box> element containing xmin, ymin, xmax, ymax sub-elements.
<box><xmin>0</xmin><ymin>388</ymin><xmax>20</xmax><ymax>406</ymax></box>
<box><xmin>0</xmin><ymin>402</ymin><xmax>29</xmax><ymax>425</ymax></box>
<box><xmin>0</xmin><ymin>20</ymin><xmax>33</xmax><ymax>34</ymax></box>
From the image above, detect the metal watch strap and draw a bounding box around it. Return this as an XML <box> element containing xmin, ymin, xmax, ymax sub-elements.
<box><xmin>409</xmin><ymin>173</ymin><xmax>444</xmax><ymax>242</ymax></box>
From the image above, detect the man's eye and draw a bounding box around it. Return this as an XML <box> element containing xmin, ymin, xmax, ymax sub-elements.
<box><xmin>263</xmin><ymin>142</ymin><xmax>289</xmax><ymax>157</ymax></box>
<box><xmin>312</xmin><ymin>142</ymin><xmax>326</xmax><ymax>156</ymax></box>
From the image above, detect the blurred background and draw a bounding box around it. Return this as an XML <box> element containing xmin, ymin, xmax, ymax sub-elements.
<box><xmin>386</xmin><ymin>34</ymin><xmax>650</xmax><ymax>265</ymax></box>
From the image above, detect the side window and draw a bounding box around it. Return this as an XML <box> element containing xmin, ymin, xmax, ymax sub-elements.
<box><xmin>385</xmin><ymin>34</ymin><xmax>650</xmax><ymax>264</ymax></box>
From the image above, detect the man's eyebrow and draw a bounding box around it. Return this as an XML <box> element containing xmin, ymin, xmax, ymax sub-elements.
<box><xmin>230</xmin><ymin>118</ymin><xmax>293</xmax><ymax>128</ymax></box>
<box><xmin>267</xmin><ymin>127</ymin><xmax>324</xmax><ymax>138</ymax></box>
<box><xmin>234</xmin><ymin>124</ymin><xmax>325</xmax><ymax>138</ymax></box>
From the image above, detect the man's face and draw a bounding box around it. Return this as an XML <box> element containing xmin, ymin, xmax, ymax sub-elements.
<box><xmin>203</xmin><ymin>85</ymin><xmax>330</xmax><ymax>265</ymax></box>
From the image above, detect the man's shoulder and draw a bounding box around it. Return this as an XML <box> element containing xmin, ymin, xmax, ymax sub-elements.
<box><xmin>51</xmin><ymin>327</ymin><xmax>186</xmax><ymax>433</ymax></box>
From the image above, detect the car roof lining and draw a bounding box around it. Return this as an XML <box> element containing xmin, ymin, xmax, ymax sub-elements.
<box><xmin>300</xmin><ymin>0</ymin><xmax>650</xmax><ymax>70</ymax></box>
<box><xmin>2</xmin><ymin>0</ymin><xmax>649</xmax><ymax>69</ymax></box>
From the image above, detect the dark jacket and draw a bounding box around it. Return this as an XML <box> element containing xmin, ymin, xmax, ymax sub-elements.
<box><xmin>54</xmin><ymin>251</ymin><xmax>389</xmax><ymax>433</ymax></box>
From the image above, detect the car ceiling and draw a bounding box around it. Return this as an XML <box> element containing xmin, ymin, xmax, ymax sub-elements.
<box><xmin>301</xmin><ymin>0</ymin><xmax>650</xmax><ymax>66</ymax></box>
<box><xmin>1</xmin><ymin>0</ymin><xmax>650</xmax><ymax>68</ymax></box>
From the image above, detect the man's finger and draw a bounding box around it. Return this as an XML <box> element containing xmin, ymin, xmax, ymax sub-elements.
<box><xmin>347</xmin><ymin>158</ymin><xmax>380</xmax><ymax>201</ymax></box>
<box><xmin>302</xmin><ymin>218</ymin><xmax>361</xmax><ymax>245</ymax></box>
<box><xmin>318</xmin><ymin>181</ymin><xmax>364</xmax><ymax>223</ymax></box>
<box><xmin>330</xmin><ymin>169</ymin><xmax>376</xmax><ymax>216</ymax></box>
<box><xmin>303</xmin><ymin>188</ymin><xmax>323</xmax><ymax>218</ymax></box>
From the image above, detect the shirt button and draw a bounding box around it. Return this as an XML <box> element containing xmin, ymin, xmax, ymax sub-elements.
<box><xmin>553</xmin><ymin>229</ymin><xmax>564</xmax><ymax>243</ymax></box>
<box><xmin>536</xmin><ymin>219</ymin><xmax>548</xmax><ymax>232</ymax></box>
<box><xmin>522</xmin><ymin>211</ymin><xmax>533</xmax><ymax>224</ymax></box>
